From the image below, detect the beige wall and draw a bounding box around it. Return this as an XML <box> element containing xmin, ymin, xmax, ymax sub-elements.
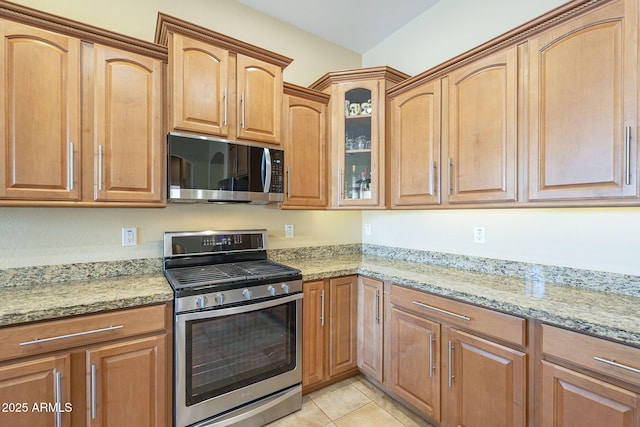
<box><xmin>0</xmin><ymin>206</ymin><xmax>361</xmax><ymax>268</ymax></box>
<box><xmin>0</xmin><ymin>0</ymin><xmax>362</xmax><ymax>268</ymax></box>
<box><xmin>361</xmin><ymin>0</ymin><xmax>640</xmax><ymax>276</ymax></box>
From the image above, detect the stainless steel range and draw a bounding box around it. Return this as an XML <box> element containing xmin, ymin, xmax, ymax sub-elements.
<box><xmin>163</xmin><ymin>229</ymin><xmax>303</xmax><ymax>427</ymax></box>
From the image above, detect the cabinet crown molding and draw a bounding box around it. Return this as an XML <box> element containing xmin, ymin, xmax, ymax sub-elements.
<box><xmin>284</xmin><ymin>82</ymin><xmax>330</xmax><ymax>104</ymax></box>
<box><xmin>154</xmin><ymin>12</ymin><xmax>293</xmax><ymax>69</ymax></box>
<box><xmin>388</xmin><ymin>0</ymin><xmax>608</xmax><ymax>97</ymax></box>
<box><xmin>0</xmin><ymin>0</ymin><xmax>167</xmax><ymax>60</ymax></box>
<box><xmin>309</xmin><ymin>66</ymin><xmax>410</xmax><ymax>91</ymax></box>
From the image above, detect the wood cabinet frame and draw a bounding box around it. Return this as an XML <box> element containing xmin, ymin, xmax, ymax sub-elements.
<box><xmin>155</xmin><ymin>13</ymin><xmax>292</xmax><ymax>146</ymax></box>
<box><xmin>302</xmin><ymin>276</ymin><xmax>358</xmax><ymax>394</ymax></box>
<box><xmin>387</xmin><ymin>0</ymin><xmax>640</xmax><ymax>209</ymax></box>
<box><xmin>310</xmin><ymin>67</ymin><xmax>409</xmax><ymax>209</ymax></box>
<box><xmin>0</xmin><ymin>1</ymin><xmax>167</xmax><ymax>207</ymax></box>
<box><xmin>282</xmin><ymin>83</ymin><xmax>329</xmax><ymax>208</ymax></box>
<box><xmin>0</xmin><ymin>303</ymin><xmax>172</xmax><ymax>427</ymax></box>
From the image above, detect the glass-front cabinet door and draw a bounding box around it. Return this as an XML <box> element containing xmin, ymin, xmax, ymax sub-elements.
<box><xmin>339</xmin><ymin>81</ymin><xmax>378</xmax><ymax>206</ymax></box>
<box><xmin>310</xmin><ymin>66</ymin><xmax>409</xmax><ymax>209</ymax></box>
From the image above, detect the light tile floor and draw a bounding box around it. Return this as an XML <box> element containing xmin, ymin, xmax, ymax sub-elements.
<box><xmin>267</xmin><ymin>375</ymin><xmax>435</xmax><ymax>427</ymax></box>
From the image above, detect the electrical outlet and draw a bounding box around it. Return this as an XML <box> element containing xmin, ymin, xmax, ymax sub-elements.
<box><xmin>364</xmin><ymin>223</ymin><xmax>372</xmax><ymax>236</ymax></box>
<box><xmin>285</xmin><ymin>224</ymin><xmax>294</xmax><ymax>238</ymax></box>
<box><xmin>122</xmin><ymin>227</ymin><xmax>137</xmax><ymax>246</ymax></box>
<box><xmin>473</xmin><ymin>226</ymin><xmax>485</xmax><ymax>244</ymax></box>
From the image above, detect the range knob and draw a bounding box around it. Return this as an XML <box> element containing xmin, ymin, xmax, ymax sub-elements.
<box><xmin>195</xmin><ymin>295</ymin><xmax>208</xmax><ymax>309</ymax></box>
<box><xmin>267</xmin><ymin>285</ymin><xmax>276</xmax><ymax>297</ymax></box>
<box><xmin>215</xmin><ymin>293</ymin><xmax>225</xmax><ymax>306</ymax></box>
<box><xmin>242</xmin><ymin>288</ymin><xmax>252</xmax><ymax>300</ymax></box>
<box><xmin>281</xmin><ymin>283</ymin><xmax>289</xmax><ymax>294</ymax></box>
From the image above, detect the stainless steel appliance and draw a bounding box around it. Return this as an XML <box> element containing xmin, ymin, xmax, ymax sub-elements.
<box><xmin>168</xmin><ymin>133</ymin><xmax>285</xmax><ymax>204</ymax></box>
<box><xmin>163</xmin><ymin>230</ymin><xmax>303</xmax><ymax>427</ymax></box>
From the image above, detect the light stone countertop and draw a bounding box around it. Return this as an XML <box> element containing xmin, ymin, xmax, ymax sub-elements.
<box><xmin>1</xmin><ymin>252</ymin><xmax>638</xmax><ymax>350</ymax></box>
<box><xmin>0</xmin><ymin>274</ymin><xmax>173</xmax><ymax>326</ymax></box>
<box><xmin>286</xmin><ymin>254</ymin><xmax>640</xmax><ymax>347</ymax></box>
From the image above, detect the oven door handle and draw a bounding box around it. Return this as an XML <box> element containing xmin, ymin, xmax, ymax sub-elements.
<box><xmin>177</xmin><ymin>291</ymin><xmax>303</xmax><ymax>321</ymax></box>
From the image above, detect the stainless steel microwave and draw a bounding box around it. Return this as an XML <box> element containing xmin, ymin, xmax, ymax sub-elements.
<box><xmin>167</xmin><ymin>133</ymin><xmax>284</xmax><ymax>204</ymax></box>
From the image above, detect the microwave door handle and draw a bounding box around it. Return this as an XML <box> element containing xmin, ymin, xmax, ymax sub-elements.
<box><xmin>262</xmin><ymin>148</ymin><xmax>272</xmax><ymax>192</ymax></box>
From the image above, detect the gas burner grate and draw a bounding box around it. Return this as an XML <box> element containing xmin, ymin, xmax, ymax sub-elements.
<box><xmin>165</xmin><ymin>260</ymin><xmax>300</xmax><ymax>290</ymax></box>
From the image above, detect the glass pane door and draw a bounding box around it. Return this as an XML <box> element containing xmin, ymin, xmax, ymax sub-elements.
<box><xmin>344</xmin><ymin>88</ymin><xmax>373</xmax><ymax>201</ymax></box>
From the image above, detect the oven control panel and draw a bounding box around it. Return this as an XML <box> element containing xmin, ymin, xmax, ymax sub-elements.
<box><xmin>175</xmin><ymin>279</ymin><xmax>303</xmax><ymax>314</ymax></box>
<box><xmin>163</xmin><ymin>229</ymin><xmax>267</xmax><ymax>258</ymax></box>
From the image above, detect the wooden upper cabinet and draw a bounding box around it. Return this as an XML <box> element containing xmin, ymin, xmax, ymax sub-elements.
<box><xmin>0</xmin><ymin>21</ymin><xmax>81</xmax><ymax>201</ymax></box>
<box><xmin>236</xmin><ymin>54</ymin><xmax>282</xmax><ymax>144</ymax></box>
<box><xmin>282</xmin><ymin>83</ymin><xmax>329</xmax><ymax>208</ymax></box>
<box><xmin>310</xmin><ymin>67</ymin><xmax>409</xmax><ymax>209</ymax></box>
<box><xmin>169</xmin><ymin>33</ymin><xmax>229</xmax><ymax>137</ymax></box>
<box><xmin>528</xmin><ymin>0</ymin><xmax>638</xmax><ymax>201</ymax></box>
<box><xmin>157</xmin><ymin>14</ymin><xmax>292</xmax><ymax>146</ymax></box>
<box><xmin>445</xmin><ymin>46</ymin><xmax>518</xmax><ymax>204</ymax></box>
<box><xmin>0</xmin><ymin>4</ymin><xmax>167</xmax><ymax>207</ymax></box>
<box><xmin>389</xmin><ymin>78</ymin><xmax>441</xmax><ymax>207</ymax></box>
<box><xmin>92</xmin><ymin>44</ymin><xmax>164</xmax><ymax>203</ymax></box>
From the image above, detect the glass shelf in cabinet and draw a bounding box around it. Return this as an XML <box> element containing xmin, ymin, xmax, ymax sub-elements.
<box><xmin>345</xmin><ymin>114</ymin><xmax>372</xmax><ymax>120</ymax></box>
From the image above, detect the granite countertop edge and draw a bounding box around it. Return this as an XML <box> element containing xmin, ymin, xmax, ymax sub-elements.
<box><xmin>290</xmin><ymin>256</ymin><xmax>640</xmax><ymax>347</ymax></box>
<box><xmin>0</xmin><ymin>273</ymin><xmax>173</xmax><ymax>327</ymax></box>
<box><xmin>2</xmin><ymin>254</ymin><xmax>639</xmax><ymax>349</ymax></box>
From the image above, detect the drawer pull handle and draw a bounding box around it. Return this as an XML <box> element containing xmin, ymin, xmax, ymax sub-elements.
<box><xmin>594</xmin><ymin>356</ymin><xmax>640</xmax><ymax>374</ymax></box>
<box><xmin>19</xmin><ymin>325</ymin><xmax>124</xmax><ymax>346</ymax></box>
<box><xmin>412</xmin><ymin>301</ymin><xmax>471</xmax><ymax>321</ymax></box>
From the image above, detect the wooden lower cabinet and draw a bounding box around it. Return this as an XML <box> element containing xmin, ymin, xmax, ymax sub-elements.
<box><xmin>388</xmin><ymin>305</ymin><xmax>441</xmax><ymax>421</ymax></box>
<box><xmin>302</xmin><ymin>280</ymin><xmax>326</xmax><ymax>388</ymax></box>
<box><xmin>540</xmin><ymin>324</ymin><xmax>640</xmax><ymax>427</ymax></box>
<box><xmin>541</xmin><ymin>361</ymin><xmax>640</xmax><ymax>427</ymax></box>
<box><xmin>0</xmin><ymin>304</ymin><xmax>170</xmax><ymax>427</ymax></box>
<box><xmin>357</xmin><ymin>276</ymin><xmax>384</xmax><ymax>382</ymax></box>
<box><xmin>385</xmin><ymin>284</ymin><xmax>527</xmax><ymax>427</ymax></box>
<box><xmin>445</xmin><ymin>328</ymin><xmax>526</xmax><ymax>427</ymax></box>
<box><xmin>0</xmin><ymin>354</ymin><xmax>71</xmax><ymax>427</ymax></box>
<box><xmin>302</xmin><ymin>276</ymin><xmax>358</xmax><ymax>392</ymax></box>
<box><xmin>328</xmin><ymin>276</ymin><xmax>358</xmax><ymax>377</ymax></box>
<box><xmin>87</xmin><ymin>335</ymin><xmax>167</xmax><ymax>427</ymax></box>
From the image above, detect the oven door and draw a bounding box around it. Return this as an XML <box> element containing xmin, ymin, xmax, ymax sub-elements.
<box><xmin>175</xmin><ymin>293</ymin><xmax>302</xmax><ymax>427</ymax></box>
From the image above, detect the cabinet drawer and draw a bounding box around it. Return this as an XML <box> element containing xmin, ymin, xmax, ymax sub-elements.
<box><xmin>390</xmin><ymin>285</ymin><xmax>526</xmax><ymax>346</ymax></box>
<box><xmin>542</xmin><ymin>324</ymin><xmax>640</xmax><ymax>386</ymax></box>
<box><xmin>0</xmin><ymin>304</ymin><xmax>167</xmax><ymax>362</ymax></box>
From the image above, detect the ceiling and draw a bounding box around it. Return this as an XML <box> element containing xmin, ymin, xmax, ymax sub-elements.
<box><xmin>234</xmin><ymin>0</ymin><xmax>441</xmax><ymax>54</ymax></box>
